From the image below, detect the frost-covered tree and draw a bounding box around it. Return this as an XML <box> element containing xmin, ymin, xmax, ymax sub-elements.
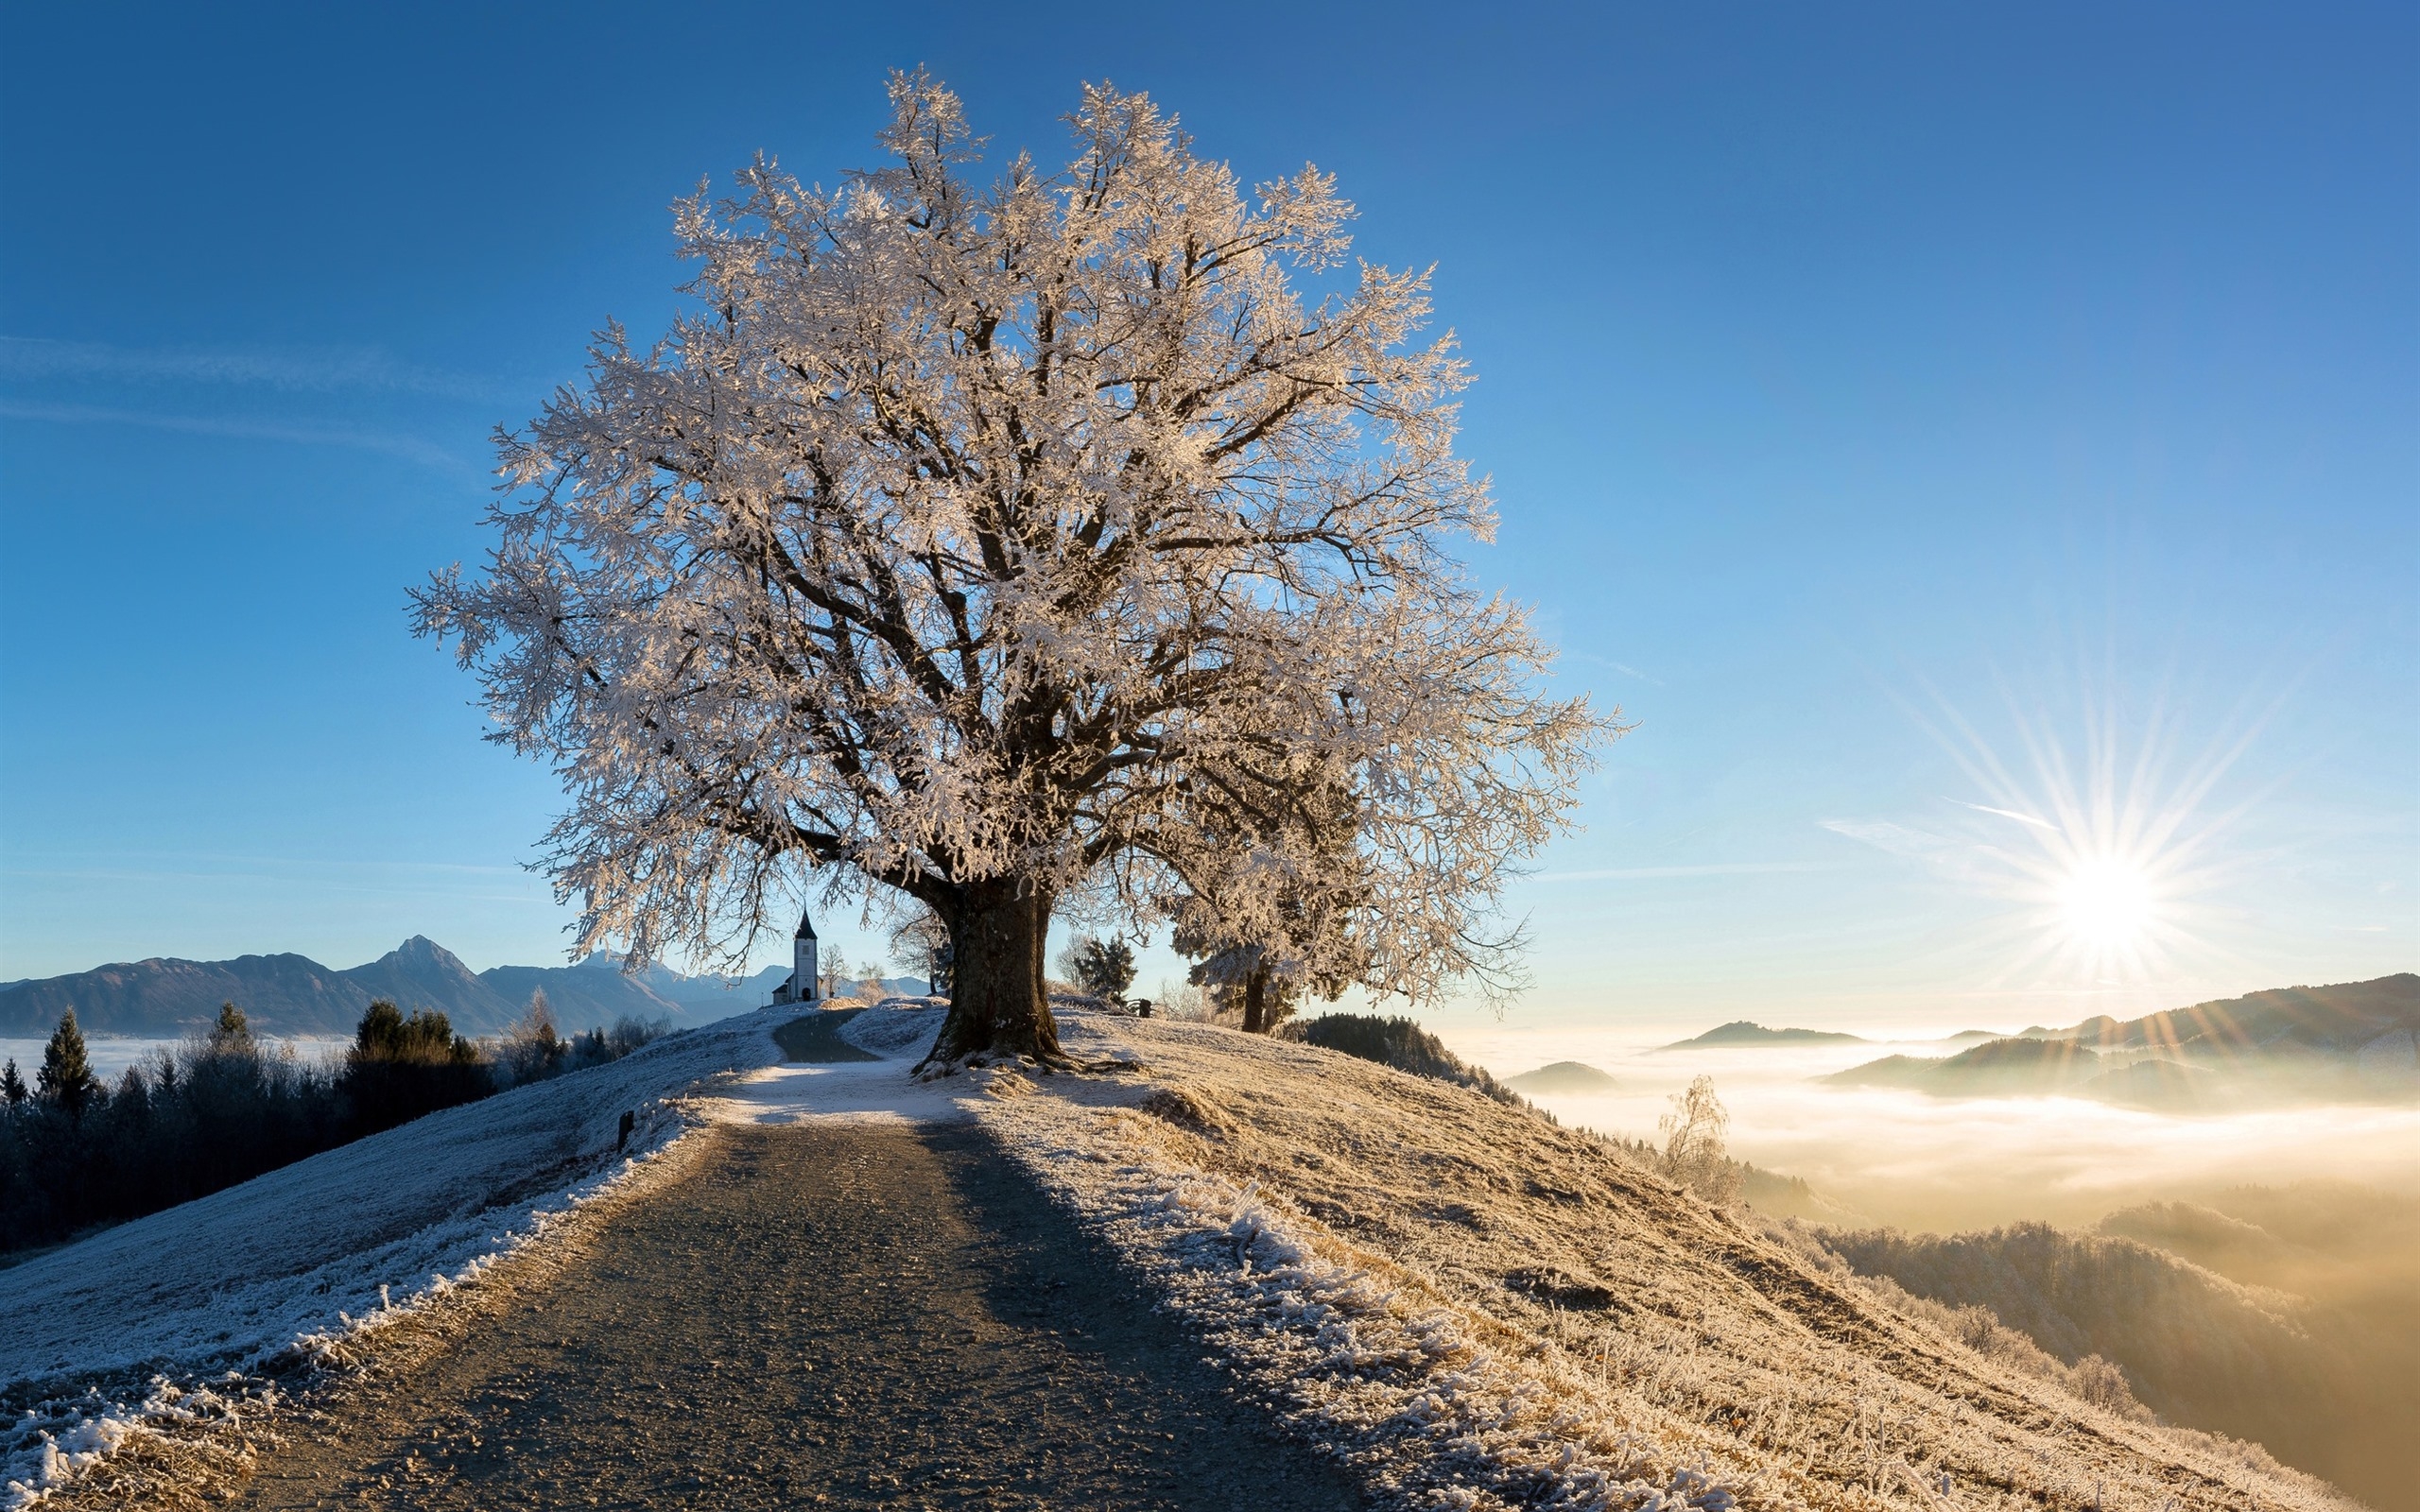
<box><xmin>415</xmin><ymin>71</ymin><xmax>1609</xmax><ymax>1066</ymax></box>
<box><xmin>1657</xmin><ymin>1075</ymin><xmax>1740</xmax><ymax>1206</ymax></box>
<box><xmin>1070</xmin><ymin>936</ymin><xmax>1137</xmax><ymax>1002</ymax></box>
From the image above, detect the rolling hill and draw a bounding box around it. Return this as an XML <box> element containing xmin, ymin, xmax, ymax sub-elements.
<box><xmin>1504</xmin><ymin>1059</ymin><xmax>1620</xmax><ymax>1094</ymax></box>
<box><xmin>1657</xmin><ymin>1021</ymin><xmax>1868</xmax><ymax>1049</ymax></box>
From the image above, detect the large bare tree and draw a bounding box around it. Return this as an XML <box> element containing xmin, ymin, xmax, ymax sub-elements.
<box><xmin>415</xmin><ymin>72</ymin><xmax>1612</xmax><ymax>1067</ymax></box>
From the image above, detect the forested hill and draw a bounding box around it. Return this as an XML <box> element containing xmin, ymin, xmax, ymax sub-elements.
<box><xmin>2029</xmin><ymin>973</ymin><xmax>2418</xmax><ymax>1057</ymax></box>
<box><xmin>1824</xmin><ymin>973</ymin><xmax>2420</xmax><ymax>1106</ymax></box>
<box><xmin>0</xmin><ymin>937</ymin><xmax>789</xmax><ymax>1038</ymax></box>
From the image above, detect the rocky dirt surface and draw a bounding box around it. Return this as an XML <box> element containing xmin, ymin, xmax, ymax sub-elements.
<box><xmin>231</xmin><ymin>1121</ymin><xmax>1363</xmax><ymax>1511</ymax></box>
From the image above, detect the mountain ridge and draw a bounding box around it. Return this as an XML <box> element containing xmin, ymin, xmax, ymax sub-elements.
<box><xmin>0</xmin><ymin>940</ymin><xmax>800</xmax><ymax>1038</ymax></box>
<box><xmin>1657</xmin><ymin>1021</ymin><xmax>1869</xmax><ymax>1050</ymax></box>
<box><xmin>1822</xmin><ymin>974</ymin><xmax>2419</xmax><ymax>1105</ymax></box>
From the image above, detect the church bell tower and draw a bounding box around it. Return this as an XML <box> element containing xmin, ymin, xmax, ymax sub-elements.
<box><xmin>771</xmin><ymin>905</ymin><xmax>820</xmax><ymax>1005</ymax></box>
<box><xmin>793</xmin><ymin>906</ymin><xmax>819</xmax><ymax>1002</ymax></box>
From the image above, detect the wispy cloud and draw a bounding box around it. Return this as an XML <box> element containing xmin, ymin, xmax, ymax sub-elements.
<box><xmin>1817</xmin><ymin>818</ymin><xmax>1974</xmax><ymax>868</ymax></box>
<box><xmin>1534</xmin><ymin>861</ymin><xmax>1838</xmax><ymax>882</ymax></box>
<box><xmin>0</xmin><ymin>399</ymin><xmax>474</xmax><ymax>474</ymax></box>
<box><xmin>1951</xmin><ymin>799</ymin><xmax>2057</xmax><ymax>830</ymax></box>
<box><xmin>1575</xmin><ymin>653</ymin><xmax>1666</xmax><ymax>687</ymax></box>
<box><xmin>0</xmin><ymin>335</ymin><xmax>505</xmax><ymax>402</ymax></box>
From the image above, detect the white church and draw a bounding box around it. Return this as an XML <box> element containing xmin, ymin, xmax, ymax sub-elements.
<box><xmin>768</xmin><ymin>906</ymin><xmax>820</xmax><ymax>1005</ymax></box>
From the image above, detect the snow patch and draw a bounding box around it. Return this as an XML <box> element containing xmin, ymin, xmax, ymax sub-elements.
<box><xmin>838</xmin><ymin>998</ymin><xmax>949</xmax><ymax>1059</ymax></box>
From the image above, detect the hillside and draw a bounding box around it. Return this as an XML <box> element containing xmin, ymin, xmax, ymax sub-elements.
<box><xmin>2045</xmin><ymin>974</ymin><xmax>2417</xmax><ymax>1058</ymax></box>
<box><xmin>0</xmin><ymin>940</ymin><xmax>793</xmax><ymax>1038</ymax></box>
<box><xmin>7</xmin><ymin>1005</ymin><xmax>2353</xmax><ymax>1512</ymax></box>
<box><xmin>1824</xmin><ymin>973</ymin><xmax>2420</xmax><ymax>1104</ymax></box>
<box><xmin>1813</xmin><ymin>1192</ymin><xmax>2418</xmax><ymax>1511</ymax></box>
<box><xmin>989</xmin><ymin>1015</ymin><xmax>2348</xmax><ymax>1511</ymax></box>
<box><xmin>1825</xmin><ymin>1035</ymin><xmax>2106</xmax><ymax>1094</ymax></box>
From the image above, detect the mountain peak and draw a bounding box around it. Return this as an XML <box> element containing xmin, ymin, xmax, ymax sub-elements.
<box><xmin>367</xmin><ymin>936</ymin><xmax>477</xmax><ymax>977</ymax></box>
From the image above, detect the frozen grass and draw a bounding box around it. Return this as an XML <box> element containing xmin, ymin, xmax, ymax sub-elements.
<box><xmin>967</xmin><ymin>1013</ymin><xmax>2362</xmax><ymax>1512</ymax></box>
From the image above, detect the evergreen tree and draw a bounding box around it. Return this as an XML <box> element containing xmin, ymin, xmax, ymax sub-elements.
<box><xmin>38</xmin><ymin>1008</ymin><xmax>102</xmax><ymax>1118</ymax></box>
<box><xmin>211</xmin><ymin>1001</ymin><xmax>252</xmax><ymax>1049</ymax></box>
<box><xmin>1072</xmin><ymin>937</ymin><xmax>1138</xmax><ymax>1002</ymax></box>
<box><xmin>0</xmin><ymin>1057</ymin><xmax>26</xmax><ymax>1108</ymax></box>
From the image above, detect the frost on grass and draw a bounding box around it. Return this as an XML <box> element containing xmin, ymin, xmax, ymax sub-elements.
<box><xmin>837</xmin><ymin>998</ymin><xmax>951</xmax><ymax>1060</ymax></box>
<box><xmin>979</xmin><ymin>1015</ymin><xmax>2363</xmax><ymax>1512</ymax></box>
<box><xmin>985</xmin><ymin>1083</ymin><xmax>1743</xmax><ymax>1511</ymax></box>
<box><xmin>0</xmin><ymin>1009</ymin><xmax>786</xmax><ymax>1508</ymax></box>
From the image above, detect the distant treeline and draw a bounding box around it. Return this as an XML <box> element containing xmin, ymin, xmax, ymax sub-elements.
<box><xmin>0</xmin><ymin>995</ymin><xmax>664</xmax><ymax>1253</ymax></box>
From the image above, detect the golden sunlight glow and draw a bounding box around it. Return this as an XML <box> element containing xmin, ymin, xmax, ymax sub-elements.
<box><xmin>2054</xmin><ymin>856</ymin><xmax>2156</xmax><ymax>951</ymax></box>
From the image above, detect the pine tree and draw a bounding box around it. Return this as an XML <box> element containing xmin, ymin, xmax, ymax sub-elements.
<box><xmin>211</xmin><ymin>1001</ymin><xmax>252</xmax><ymax>1049</ymax></box>
<box><xmin>1072</xmin><ymin>937</ymin><xmax>1138</xmax><ymax>1002</ymax></box>
<box><xmin>0</xmin><ymin>1057</ymin><xmax>26</xmax><ymax>1108</ymax></box>
<box><xmin>38</xmin><ymin>1007</ymin><xmax>102</xmax><ymax>1118</ymax></box>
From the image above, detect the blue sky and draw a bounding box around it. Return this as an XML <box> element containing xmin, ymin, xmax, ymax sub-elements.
<box><xmin>2</xmin><ymin>2</ymin><xmax>2411</xmax><ymax>1031</ymax></box>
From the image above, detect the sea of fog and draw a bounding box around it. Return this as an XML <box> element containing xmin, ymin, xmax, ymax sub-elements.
<box><xmin>0</xmin><ymin>1035</ymin><xmax>354</xmax><ymax>1082</ymax></box>
<box><xmin>11</xmin><ymin>1022</ymin><xmax>2414</xmax><ymax>1239</ymax></box>
<box><xmin>1426</xmin><ymin>1022</ymin><xmax>2420</xmax><ymax>1234</ymax></box>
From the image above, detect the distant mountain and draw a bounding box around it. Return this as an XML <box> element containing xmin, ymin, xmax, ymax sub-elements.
<box><xmin>1659</xmin><ymin>1021</ymin><xmax>1868</xmax><ymax>1050</ymax></box>
<box><xmin>1822</xmin><ymin>974</ymin><xmax>2419</xmax><ymax>1107</ymax></box>
<box><xmin>2036</xmin><ymin>975</ymin><xmax>2418</xmax><ymax>1059</ymax></box>
<box><xmin>1825</xmin><ymin>1036</ymin><xmax>2104</xmax><ymax>1095</ymax></box>
<box><xmin>346</xmin><ymin>936</ymin><xmax>522</xmax><ymax>1034</ymax></box>
<box><xmin>0</xmin><ymin>954</ymin><xmax>373</xmax><ymax>1037</ymax></box>
<box><xmin>483</xmin><ymin>957</ymin><xmax>690</xmax><ymax>1029</ymax></box>
<box><xmin>1505</xmin><ymin>1061</ymin><xmax>1619</xmax><ymax>1094</ymax></box>
<box><xmin>0</xmin><ymin>939</ymin><xmax>823</xmax><ymax>1039</ymax></box>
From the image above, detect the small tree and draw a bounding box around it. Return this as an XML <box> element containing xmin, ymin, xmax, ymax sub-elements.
<box><xmin>414</xmin><ymin>71</ymin><xmax>1610</xmax><ymax>1069</ymax></box>
<box><xmin>1070</xmin><ymin>936</ymin><xmax>1137</xmax><ymax>1002</ymax></box>
<box><xmin>1656</xmin><ymin>1074</ymin><xmax>1741</xmax><ymax>1205</ymax></box>
<box><xmin>499</xmin><ymin>990</ymin><xmax>566</xmax><ymax>1085</ymax></box>
<box><xmin>1184</xmin><ymin>945</ymin><xmax>1304</xmax><ymax>1035</ymax></box>
<box><xmin>886</xmin><ymin>903</ymin><xmax>952</xmax><ymax>994</ymax></box>
<box><xmin>210</xmin><ymin>1002</ymin><xmax>253</xmax><ymax>1052</ymax></box>
<box><xmin>0</xmin><ymin>1058</ymin><xmax>26</xmax><ymax>1109</ymax></box>
<box><xmin>38</xmin><ymin>1008</ymin><xmax>102</xmax><ymax>1119</ymax></box>
<box><xmin>820</xmin><ymin>945</ymin><xmax>854</xmax><ymax>999</ymax></box>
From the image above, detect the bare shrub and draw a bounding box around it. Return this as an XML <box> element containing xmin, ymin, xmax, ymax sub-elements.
<box><xmin>2069</xmin><ymin>1354</ymin><xmax>2155</xmax><ymax>1421</ymax></box>
<box><xmin>1655</xmin><ymin>1074</ymin><xmax>1741</xmax><ymax>1206</ymax></box>
<box><xmin>495</xmin><ymin>991</ymin><xmax>567</xmax><ymax>1087</ymax></box>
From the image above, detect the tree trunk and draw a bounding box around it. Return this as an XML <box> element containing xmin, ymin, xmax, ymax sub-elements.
<box><xmin>1241</xmin><ymin>967</ymin><xmax>1270</xmax><ymax>1035</ymax></box>
<box><xmin>923</xmin><ymin>882</ymin><xmax>1065</xmax><ymax>1068</ymax></box>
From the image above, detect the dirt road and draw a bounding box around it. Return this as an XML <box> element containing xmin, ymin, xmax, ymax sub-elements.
<box><xmin>235</xmin><ymin>1121</ymin><xmax>1361</xmax><ymax>1510</ymax></box>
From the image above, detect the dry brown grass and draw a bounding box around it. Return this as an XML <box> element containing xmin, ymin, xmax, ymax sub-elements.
<box><xmin>1004</xmin><ymin>1013</ymin><xmax>2361</xmax><ymax>1512</ymax></box>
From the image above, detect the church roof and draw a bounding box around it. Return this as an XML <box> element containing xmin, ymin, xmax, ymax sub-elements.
<box><xmin>793</xmin><ymin>905</ymin><xmax>817</xmax><ymax>940</ymax></box>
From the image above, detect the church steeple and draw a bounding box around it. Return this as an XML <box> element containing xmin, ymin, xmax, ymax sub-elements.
<box><xmin>770</xmin><ymin>904</ymin><xmax>820</xmax><ymax>1005</ymax></box>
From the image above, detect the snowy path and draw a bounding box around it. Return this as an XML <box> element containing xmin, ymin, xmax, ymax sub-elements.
<box><xmin>231</xmin><ymin>1119</ymin><xmax>1364</xmax><ymax>1510</ymax></box>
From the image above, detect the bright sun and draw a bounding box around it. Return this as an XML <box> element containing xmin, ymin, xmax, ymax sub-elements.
<box><xmin>2055</xmin><ymin>857</ymin><xmax>2155</xmax><ymax>951</ymax></box>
